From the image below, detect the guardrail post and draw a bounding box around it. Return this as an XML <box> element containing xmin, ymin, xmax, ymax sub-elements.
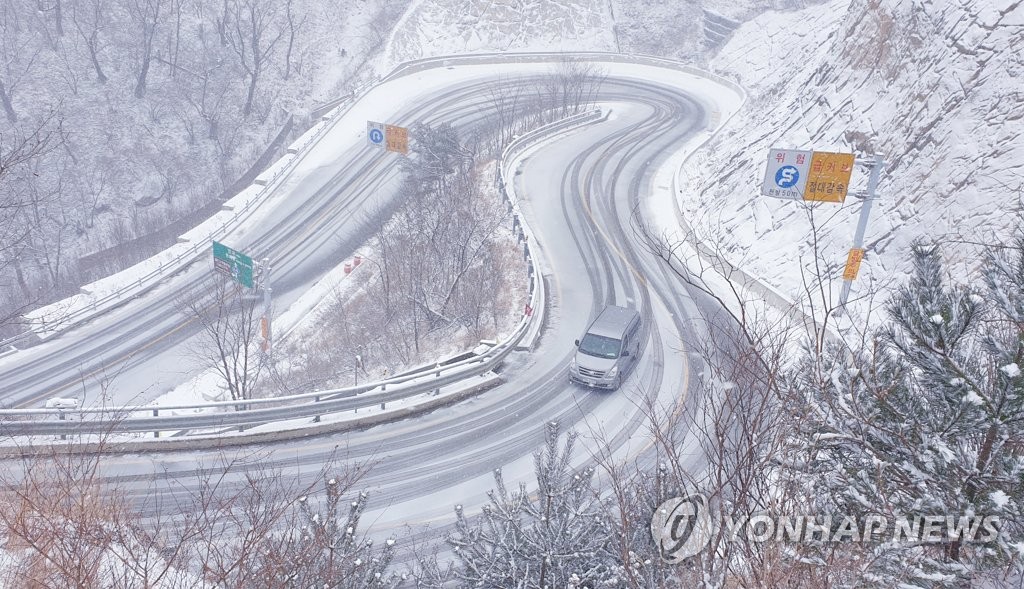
<box><xmin>59</xmin><ymin>411</ymin><xmax>66</xmax><ymax>441</ymax></box>
<box><xmin>313</xmin><ymin>395</ymin><xmax>321</xmax><ymax>422</ymax></box>
<box><xmin>153</xmin><ymin>408</ymin><xmax>159</xmax><ymax>438</ymax></box>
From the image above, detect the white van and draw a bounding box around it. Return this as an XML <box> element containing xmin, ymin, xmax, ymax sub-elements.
<box><xmin>568</xmin><ymin>305</ymin><xmax>641</xmax><ymax>390</ymax></box>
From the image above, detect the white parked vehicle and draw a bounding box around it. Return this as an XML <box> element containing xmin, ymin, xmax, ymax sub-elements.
<box><xmin>44</xmin><ymin>397</ymin><xmax>80</xmax><ymax>410</ymax></box>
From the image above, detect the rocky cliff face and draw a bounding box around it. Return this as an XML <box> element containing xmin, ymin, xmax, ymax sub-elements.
<box><xmin>382</xmin><ymin>0</ymin><xmax>617</xmax><ymax>67</ymax></box>
<box><xmin>684</xmin><ymin>0</ymin><xmax>1024</xmax><ymax>319</ymax></box>
<box><xmin>381</xmin><ymin>0</ymin><xmax>768</xmax><ymax>67</ymax></box>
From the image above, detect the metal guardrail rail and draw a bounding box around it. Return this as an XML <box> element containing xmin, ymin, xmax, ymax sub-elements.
<box><xmin>0</xmin><ymin>53</ymin><xmax>745</xmax><ymax>440</ymax></box>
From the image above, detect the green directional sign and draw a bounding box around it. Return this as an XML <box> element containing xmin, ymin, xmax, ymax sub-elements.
<box><xmin>212</xmin><ymin>241</ymin><xmax>255</xmax><ymax>288</ymax></box>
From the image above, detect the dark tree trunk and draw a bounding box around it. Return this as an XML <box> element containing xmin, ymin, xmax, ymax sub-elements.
<box><xmin>54</xmin><ymin>0</ymin><xmax>64</xmax><ymax>37</ymax></box>
<box><xmin>134</xmin><ymin>53</ymin><xmax>151</xmax><ymax>98</ymax></box>
<box><xmin>0</xmin><ymin>79</ymin><xmax>16</xmax><ymax>122</ymax></box>
<box><xmin>87</xmin><ymin>31</ymin><xmax>107</xmax><ymax>83</ymax></box>
<box><xmin>243</xmin><ymin>69</ymin><xmax>257</xmax><ymax>117</ymax></box>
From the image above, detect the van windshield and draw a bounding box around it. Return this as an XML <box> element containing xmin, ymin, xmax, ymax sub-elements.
<box><xmin>578</xmin><ymin>334</ymin><xmax>621</xmax><ymax>359</ymax></box>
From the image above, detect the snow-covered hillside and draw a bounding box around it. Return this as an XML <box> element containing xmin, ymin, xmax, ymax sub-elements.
<box><xmin>381</xmin><ymin>0</ymin><xmax>617</xmax><ymax>67</ymax></box>
<box><xmin>379</xmin><ymin>0</ymin><xmax>775</xmax><ymax>68</ymax></box>
<box><xmin>0</xmin><ymin>0</ymin><xmax>407</xmax><ymax>325</ymax></box>
<box><xmin>684</xmin><ymin>0</ymin><xmax>1024</xmax><ymax>321</ymax></box>
<box><xmin>383</xmin><ymin>0</ymin><xmax>1022</xmax><ymax>326</ymax></box>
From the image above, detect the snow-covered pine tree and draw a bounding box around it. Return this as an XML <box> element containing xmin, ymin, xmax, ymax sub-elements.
<box><xmin>790</xmin><ymin>240</ymin><xmax>1024</xmax><ymax>586</ymax></box>
<box><xmin>442</xmin><ymin>422</ymin><xmax>618</xmax><ymax>589</ymax></box>
<box><xmin>284</xmin><ymin>480</ymin><xmax>400</xmax><ymax>588</ymax></box>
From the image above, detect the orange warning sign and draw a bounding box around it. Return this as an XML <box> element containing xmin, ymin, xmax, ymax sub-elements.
<box><xmin>843</xmin><ymin>248</ymin><xmax>865</xmax><ymax>280</ymax></box>
<box><xmin>385</xmin><ymin>124</ymin><xmax>408</xmax><ymax>155</ymax></box>
<box><xmin>805</xmin><ymin>152</ymin><xmax>855</xmax><ymax>203</ymax></box>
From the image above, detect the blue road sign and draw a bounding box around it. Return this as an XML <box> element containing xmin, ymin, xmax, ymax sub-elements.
<box><xmin>762</xmin><ymin>148</ymin><xmax>812</xmax><ymax>200</ymax></box>
<box><xmin>367</xmin><ymin>121</ymin><xmax>385</xmax><ymax>149</ymax></box>
<box><xmin>775</xmin><ymin>165</ymin><xmax>800</xmax><ymax>188</ymax></box>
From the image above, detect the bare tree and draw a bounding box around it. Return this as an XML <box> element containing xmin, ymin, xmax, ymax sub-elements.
<box><xmin>533</xmin><ymin>59</ymin><xmax>607</xmax><ymax>124</ymax></box>
<box><xmin>0</xmin><ymin>444</ymin><xmax>128</xmax><ymax>586</ymax></box>
<box><xmin>0</xmin><ymin>428</ymin><xmax>382</xmax><ymax>587</ymax></box>
<box><xmin>485</xmin><ymin>76</ymin><xmax>526</xmax><ymax>152</ymax></box>
<box><xmin>364</xmin><ymin>123</ymin><xmax>509</xmax><ymax>357</ymax></box>
<box><xmin>164</xmin><ymin>0</ymin><xmax>184</xmax><ymax>79</ymax></box>
<box><xmin>0</xmin><ymin>3</ymin><xmax>44</xmax><ymax>123</ymax></box>
<box><xmin>178</xmin><ymin>25</ymin><xmax>232</xmax><ymax>142</ymax></box>
<box><xmin>125</xmin><ymin>0</ymin><xmax>165</xmax><ymax>98</ymax></box>
<box><xmin>0</xmin><ymin>112</ymin><xmax>64</xmax><ymax>324</ymax></box>
<box><xmin>224</xmin><ymin>0</ymin><xmax>285</xmax><ymax>118</ymax></box>
<box><xmin>281</xmin><ymin>0</ymin><xmax>303</xmax><ymax>81</ymax></box>
<box><xmin>556</xmin><ymin>57</ymin><xmax>607</xmax><ymax>117</ymax></box>
<box><xmin>0</xmin><ymin>396</ymin><xmax>190</xmax><ymax>589</ymax></box>
<box><xmin>36</xmin><ymin>0</ymin><xmax>65</xmax><ymax>39</ymax></box>
<box><xmin>178</xmin><ymin>275</ymin><xmax>266</xmax><ymax>402</ymax></box>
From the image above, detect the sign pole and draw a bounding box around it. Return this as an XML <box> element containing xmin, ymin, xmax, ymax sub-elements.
<box><xmin>838</xmin><ymin>154</ymin><xmax>884</xmax><ymax>313</ymax></box>
<box><xmin>261</xmin><ymin>257</ymin><xmax>273</xmax><ymax>356</ymax></box>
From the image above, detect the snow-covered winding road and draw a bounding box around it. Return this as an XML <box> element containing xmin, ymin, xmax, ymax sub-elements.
<box><xmin>1</xmin><ymin>56</ymin><xmax>740</xmax><ymax>546</ymax></box>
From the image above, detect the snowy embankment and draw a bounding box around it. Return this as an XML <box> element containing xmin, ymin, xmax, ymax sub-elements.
<box><xmin>684</xmin><ymin>0</ymin><xmax>1024</xmax><ymax>326</ymax></box>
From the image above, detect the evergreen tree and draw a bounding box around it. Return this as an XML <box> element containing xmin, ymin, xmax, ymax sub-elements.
<box><xmin>442</xmin><ymin>422</ymin><xmax>619</xmax><ymax>589</ymax></box>
<box><xmin>283</xmin><ymin>481</ymin><xmax>400</xmax><ymax>588</ymax></box>
<box><xmin>790</xmin><ymin>240</ymin><xmax>1024</xmax><ymax>586</ymax></box>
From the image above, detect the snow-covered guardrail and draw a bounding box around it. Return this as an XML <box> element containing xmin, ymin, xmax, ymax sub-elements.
<box><xmin>381</xmin><ymin>51</ymin><xmax>744</xmax><ymax>97</ymax></box>
<box><xmin>0</xmin><ymin>319</ymin><xmax>528</xmax><ymax>437</ymax></box>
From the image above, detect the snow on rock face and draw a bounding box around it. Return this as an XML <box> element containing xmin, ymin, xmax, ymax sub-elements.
<box><xmin>382</xmin><ymin>0</ymin><xmax>617</xmax><ymax>68</ymax></box>
<box><xmin>380</xmin><ymin>0</ymin><xmax>770</xmax><ymax>69</ymax></box>
<box><xmin>687</xmin><ymin>0</ymin><xmax>1024</xmax><ymax>321</ymax></box>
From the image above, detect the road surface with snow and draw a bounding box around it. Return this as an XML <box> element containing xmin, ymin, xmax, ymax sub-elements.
<box><xmin>0</xmin><ymin>58</ymin><xmax>735</xmax><ymax>544</ymax></box>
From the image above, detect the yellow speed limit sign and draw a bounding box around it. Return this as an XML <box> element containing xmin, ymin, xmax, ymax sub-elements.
<box><xmin>843</xmin><ymin>248</ymin><xmax>866</xmax><ymax>280</ymax></box>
